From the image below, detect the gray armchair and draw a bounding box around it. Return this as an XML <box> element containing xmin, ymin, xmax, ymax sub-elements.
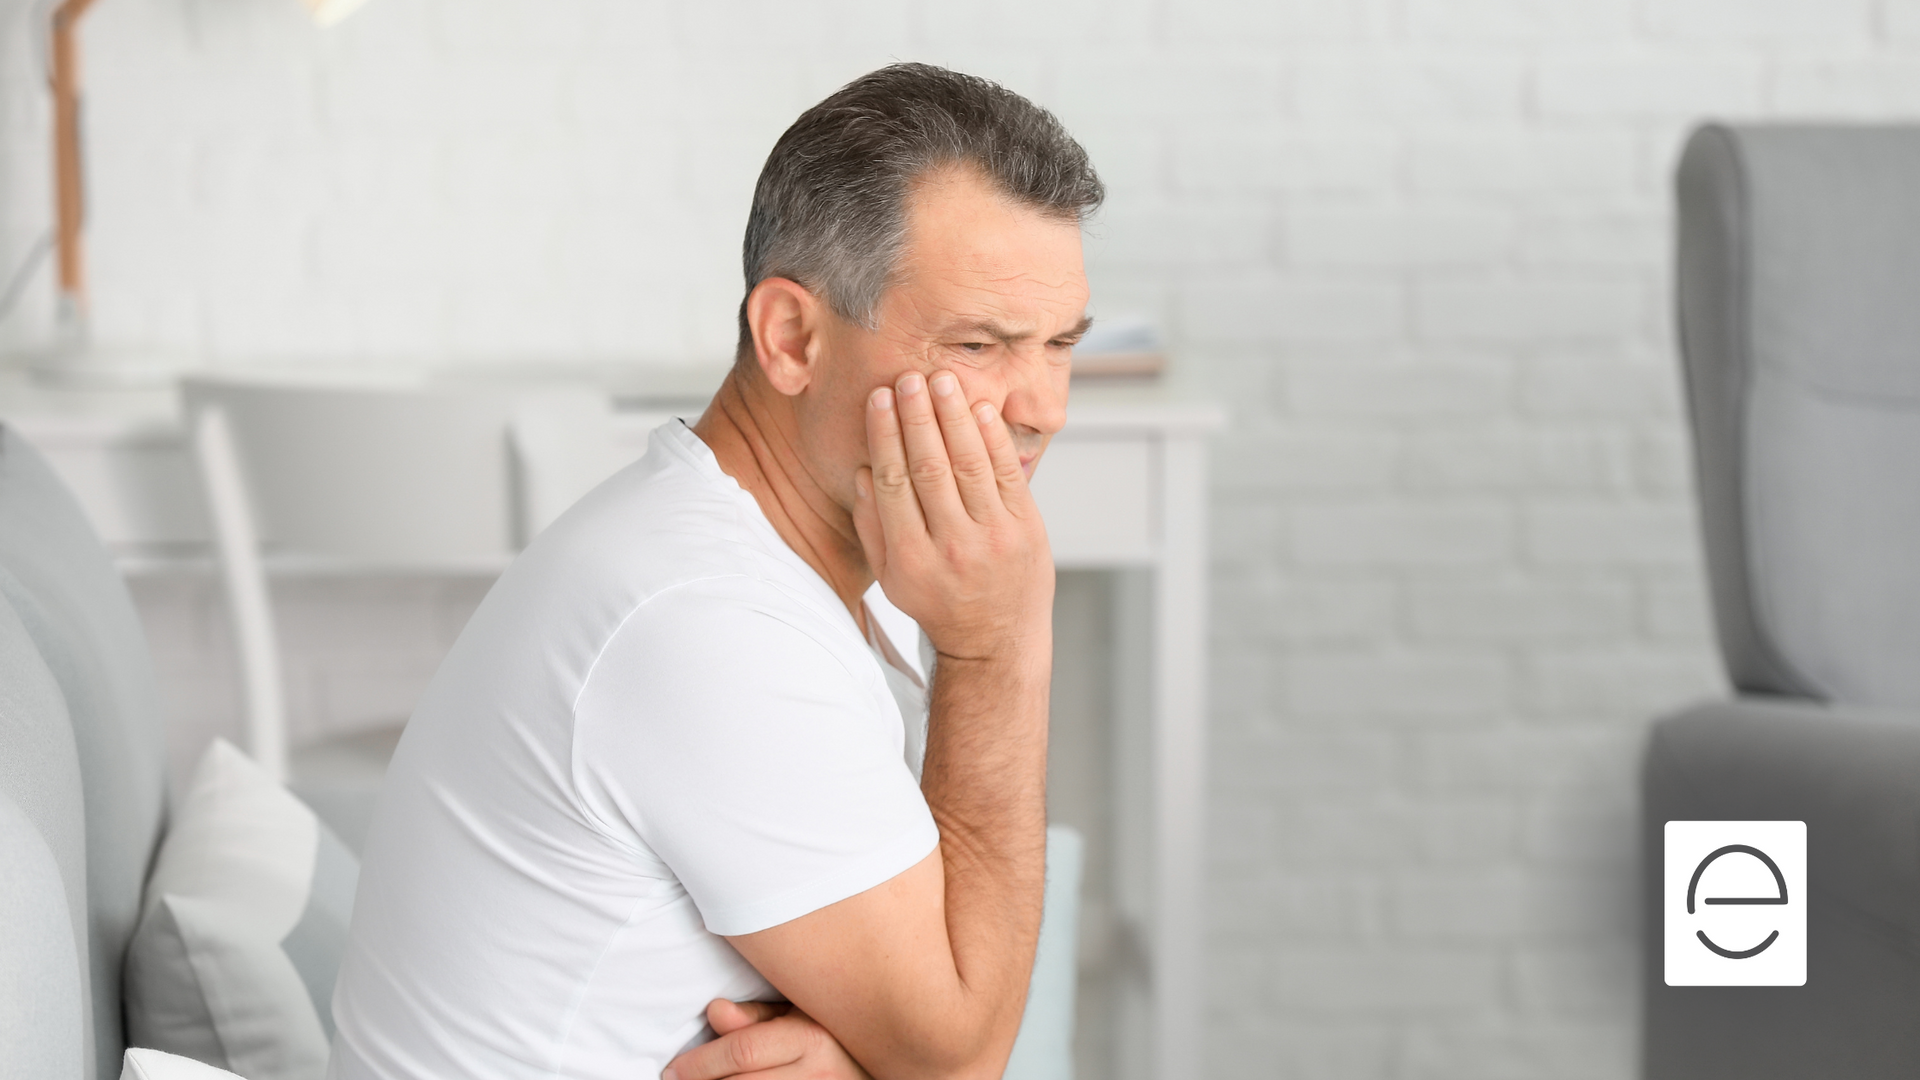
<box><xmin>0</xmin><ymin>424</ymin><xmax>170</xmax><ymax>1080</ymax></box>
<box><xmin>1644</xmin><ymin>123</ymin><xmax>1920</xmax><ymax>1079</ymax></box>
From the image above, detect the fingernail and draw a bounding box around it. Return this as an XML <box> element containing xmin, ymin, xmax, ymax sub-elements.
<box><xmin>898</xmin><ymin>372</ymin><xmax>925</xmax><ymax>396</ymax></box>
<box><xmin>931</xmin><ymin>372</ymin><xmax>957</xmax><ymax>397</ymax></box>
<box><xmin>870</xmin><ymin>387</ymin><xmax>893</xmax><ymax>411</ymax></box>
<box><xmin>975</xmin><ymin>402</ymin><xmax>996</xmax><ymax>424</ymax></box>
<box><xmin>662</xmin><ymin>1070</ymin><xmax>678</xmax><ymax>1080</ymax></box>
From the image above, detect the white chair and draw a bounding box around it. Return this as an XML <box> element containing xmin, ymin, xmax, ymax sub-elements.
<box><xmin>184</xmin><ymin>375</ymin><xmax>625</xmax><ymax>849</ymax></box>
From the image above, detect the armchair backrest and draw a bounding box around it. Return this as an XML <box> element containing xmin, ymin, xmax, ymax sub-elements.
<box><xmin>0</xmin><ymin>426</ymin><xmax>170</xmax><ymax>1080</ymax></box>
<box><xmin>1676</xmin><ymin>123</ymin><xmax>1920</xmax><ymax>710</ymax></box>
<box><xmin>0</xmin><ymin>591</ymin><xmax>90</xmax><ymax>1080</ymax></box>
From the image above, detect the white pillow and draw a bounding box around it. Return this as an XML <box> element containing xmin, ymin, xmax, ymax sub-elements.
<box><xmin>124</xmin><ymin>740</ymin><xmax>359</xmax><ymax>1080</ymax></box>
<box><xmin>122</xmin><ymin>1047</ymin><xmax>249</xmax><ymax>1079</ymax></box>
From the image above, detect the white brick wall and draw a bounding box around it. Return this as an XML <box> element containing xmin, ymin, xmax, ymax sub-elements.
<box><xmin>6</xmin><ymin>1</ymin><xmax>1919</xmax><ymax>1075</ymax></box>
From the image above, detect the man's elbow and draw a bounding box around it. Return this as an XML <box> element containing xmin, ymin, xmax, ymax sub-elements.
<box><xmin>891</xmin><ymin>1004</ymin><xmax>1022</xmax><ymax>1080</ymax></box>
<box><xmin>897</xmin><ymin>1046</ymin><xmax>1015</xmax><ymax>1080</ymax></box>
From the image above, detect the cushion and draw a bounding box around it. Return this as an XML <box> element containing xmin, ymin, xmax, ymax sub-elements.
<box><xmin>122</xmin><ymin>1048</ymin><xmax>249</xmax><ymax>1080</ymax></box>
<box><xmin>0</xmin><ymin>423</ymin><xmax>169</xmax><ymax>1079</ymax></box>
<box><xmin>124</xmin><ymin>740</ymin><xmax>358</xmax><ymax>1080</ymax></box>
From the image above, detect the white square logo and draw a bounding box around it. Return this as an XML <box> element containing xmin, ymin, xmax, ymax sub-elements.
<box><xmin>1664</xmin><ymin>820</ymin><xmax>1806</xmax><ymax>986</ymax></box>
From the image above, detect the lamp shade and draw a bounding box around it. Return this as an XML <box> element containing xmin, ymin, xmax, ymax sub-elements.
<box><xmin>301</xmin><ymin>0</ymin><xmax>373</xmax><ymax>25</ymax></box>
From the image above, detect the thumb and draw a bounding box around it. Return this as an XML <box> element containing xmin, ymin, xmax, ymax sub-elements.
<box><xmin>705</xmin><ymin>998</ymin><xmax>787</xmax><ymax>1036</ymax></box>
<box><xmin>851</xmin><ymin>467</ymin><xmax>887</xmax><ymax>580</ymax></box>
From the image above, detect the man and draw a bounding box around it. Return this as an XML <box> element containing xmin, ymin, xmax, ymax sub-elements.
<box><xmin>330</xmin><ymin>63</ymin><xmax>1103</xmax><ymax>1080</ymax></box>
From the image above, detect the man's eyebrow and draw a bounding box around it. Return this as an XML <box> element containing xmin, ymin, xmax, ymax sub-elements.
<box><xmin>946</xmin><ymin>315</ymin><xmax>1094</xmax><ymax>344</ymax></box>
<box><xmin>1055</xmin><ymin>315</ymin><xmax>1095</xmax><ymax>341</ymax></box>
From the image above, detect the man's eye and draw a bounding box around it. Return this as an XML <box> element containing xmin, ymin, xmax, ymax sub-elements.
<box><xmin>959</xmin><ymin>342</ymin><xmax>989</xmax><ymax>353</ymax></box>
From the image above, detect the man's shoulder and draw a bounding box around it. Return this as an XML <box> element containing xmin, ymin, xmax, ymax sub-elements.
<box><xmin>624</xmin><ymin>569</ymin><xmax>849</xmax><ymax>636</ymax></box>
<box><xmin>531</xmin><ymin>452</ymin><xmax>862</xmax><ymax>668</ymax></box>
<box><xmin>587</xmin><ymin>571</ymin><xmax>873</xmax><ymax>706</ymax></box>
<box><xmin>516</xmin><ymin>431</ymin><xmax>782</xmax><ymax>600</ymax></box>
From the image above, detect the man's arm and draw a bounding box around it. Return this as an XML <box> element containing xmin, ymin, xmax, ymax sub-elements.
<box><xmin>721</xmin><ymin>370</ymin><xmax>1053</xmax><ymax>1080</ymax></box>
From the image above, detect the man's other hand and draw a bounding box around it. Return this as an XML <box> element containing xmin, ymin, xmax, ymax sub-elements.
<box><xmin>852</xmin><ymin>369</ymin><xmax>1053</xmax><ymax>665</ymax></box>
<box><xmin>662</xmin><ymin>999</ymin><xmax>871</xmax><ymax>1080</ymax></box>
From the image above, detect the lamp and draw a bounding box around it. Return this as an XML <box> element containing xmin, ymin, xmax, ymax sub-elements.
<box><xmin>49</xmin><ymin>0</ymin><xmax>97</xmax><ymax>331</ymax></box>
<box><xmin>30</xmin><ymin>0</ymin><xmax>376</xmax><ymax>383</ymax></box>
<box><xmin>302</xmin><ymin>0</ymin><xmax>376</xmax><ymax>27</ymax></box>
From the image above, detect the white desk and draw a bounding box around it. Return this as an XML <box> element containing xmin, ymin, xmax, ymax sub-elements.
<box><xmin>1</xmin><ymin>374</ymin><xmax>1220</xmax><ymax>1080</ymax></box>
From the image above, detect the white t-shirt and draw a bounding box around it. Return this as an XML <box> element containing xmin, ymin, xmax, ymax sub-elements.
<box><xmin>329</xmin><ymin>420</ymin><xmax>939</xmax><ymax>1080</ymax></box>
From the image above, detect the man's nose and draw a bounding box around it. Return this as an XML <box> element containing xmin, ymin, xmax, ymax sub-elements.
<box><xmin>999</xmin><ymin>358</ymin><xmax>1068</xmax><ymax>437</ymax></box>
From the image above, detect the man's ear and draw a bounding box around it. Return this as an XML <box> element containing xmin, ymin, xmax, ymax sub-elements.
<box><xmin>745</xmin><ymin>277</ymin><xmax>821</xmax><ymax>397</ymax></box>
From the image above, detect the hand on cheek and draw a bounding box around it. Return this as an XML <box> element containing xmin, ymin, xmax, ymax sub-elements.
<box><xmin>851</xmin><ymin>368</ymin><xmax>1053</xmax><ymax>664</ymax></box>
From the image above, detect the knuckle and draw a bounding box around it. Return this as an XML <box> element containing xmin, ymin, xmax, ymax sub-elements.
<box><xmin>909</xmin><ymin>457</ymin><xmax>951</xmax><ymax>486</ymax></box>
<box><xmin>952</xmin><ymin>454</ymin><xmax>993</xmax><ymax>483</ymax></box>
<box><xmin>938</xmin><ymin>537</ymin><xmax>977</xmax><ymax>568</ymax></box>
<box><xmin>725</xmin><ymin>1032</ymin><xmax>760</xmax><ymax>1070</ymax></box>
<box><xmin>873</xmin><ymin>463</ymin><xmax>912</xmax><ymax>493</ymax></box>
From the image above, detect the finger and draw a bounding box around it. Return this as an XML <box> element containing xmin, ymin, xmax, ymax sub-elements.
<box><xmin>664</xmin><ymin>1019</ymin><xmax>803</xmax><ymax>1080</ymax></box>
<box><xmin>688</xmin><ymin>1068</ymin><xmax>853</xmax><ymax>1080</ymax></box>
<box><xmin>974</xmin><ymin>400</ymin><xmax>1038</xmax><ymax>516</ymax></box>
<box><xmin>703</xmin><ymin>1066</ymin><xmax>870</xmax><ymax>1080</ymax></box>
<box><xmin>892</xmin><ymin>371</ymin><xmax>970</xmax><ymax>533</ymax></box>
<box><xmin>926</xmin><ymin>371</ymin><xmax>1001</xmax><ymax>522</ymax></box>
<box><xmin>677</xmin><ymin>1014</ymin><xmax>871</xmax><ymax>1080</ymax></box>
<box><xmin>707</xmin><ymin>998</ymin><xmax>788</xmax><ymax>1036</ymax></box>
<box><xmin>864</xmin><ymin>385</ymin><xmax>926</xmax><ymax>547</ymax></box>
<box><xmin>851</xmin><ymin>467</ymin><xmax>887</xmax><ymax>580</ymax></box>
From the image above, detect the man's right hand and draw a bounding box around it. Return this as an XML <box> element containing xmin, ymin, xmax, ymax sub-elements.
<box><xmin>852</xmin><ymin>369</ymin><xmax>1053</xmax><ymax>665</ymax></box>
<box><xmin>663</xmin><ymin>999</ymin><xmax>870</xmax><ymax>1080</ymax></box>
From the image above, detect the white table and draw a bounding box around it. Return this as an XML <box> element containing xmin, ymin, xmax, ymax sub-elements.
<box><xmin>1</xmin><ymin>373</ymin><xmax>1220</xmax><ymax>1080</ymax></box>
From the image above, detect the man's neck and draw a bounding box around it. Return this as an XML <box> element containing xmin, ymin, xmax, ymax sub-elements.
<box><xmin>691</xmin><ymin>368</ymin><xmax>874</xmax><ymax>627</ymax></box>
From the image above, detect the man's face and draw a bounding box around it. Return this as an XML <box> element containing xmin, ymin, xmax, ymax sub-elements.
<box><xmin>797</xmin><ymin>167</ymin><xmax>1090</xmax><ymax>508</ymax></box>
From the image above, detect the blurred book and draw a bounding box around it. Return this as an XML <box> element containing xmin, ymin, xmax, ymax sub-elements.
<box><xmin>1073</xmin><ymin>317</ymin><xmax>1165</xmax><ymax>379</ymax></box>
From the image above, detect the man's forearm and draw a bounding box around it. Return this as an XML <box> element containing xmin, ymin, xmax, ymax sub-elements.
<box><xmin>725</xmin><ymin>370</ymin><xmax>1062</xmax><ymax>1080</ymax></box>
<box><xmin>917</xmin><ymin>641</ymin><xmax>1052</xmax><ymax>1068</ymax></box>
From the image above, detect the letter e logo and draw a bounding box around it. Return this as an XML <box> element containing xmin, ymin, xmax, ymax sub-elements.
<box><xmin>1664</xmin><ymin>820</ymin><xmax>1806</xmax><ymax>986</ymax></box>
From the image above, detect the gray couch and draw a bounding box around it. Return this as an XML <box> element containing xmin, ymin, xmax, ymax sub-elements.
<box><xmin>1644</xmin><ymin>123</ymin><xmax>1920</xmax><ymax>1078</ymax></box>
<box><xmin>0</xmin><ymin>424</ymin><xmax>170</xmax><ymax>1080</ymax></box>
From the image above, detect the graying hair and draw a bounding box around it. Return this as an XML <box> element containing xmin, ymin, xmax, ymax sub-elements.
<box><xmin>736</xmin><ymin>63</ymin><xmax>1104</xmax><ymax>360</ymax></box>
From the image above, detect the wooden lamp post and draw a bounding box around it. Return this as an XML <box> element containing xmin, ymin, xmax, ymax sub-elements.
<box><xmin>35</xmin><ymin>0</ymin><xmax>375</xmax><ymax>380</ymax></box>
<box><xmin>49</xmin><ymin>0</ymin><xmax>98</xmax><ymax>326</ymax></box>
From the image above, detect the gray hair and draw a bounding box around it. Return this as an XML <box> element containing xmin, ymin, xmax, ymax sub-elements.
<box><xmin>736</xmin><ymin>63</ymin><xmax>1104</xmax><ymax>359</ymax></box>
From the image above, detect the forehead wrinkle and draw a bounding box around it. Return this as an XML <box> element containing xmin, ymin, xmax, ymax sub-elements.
<box><xmin>925</xmin><ymin>273</ymin><xmax>1074</xmax><ymax>321</ymax></box>
<box><xmin>943</xmin><ymin>258</ymin><xmax>1082</xmax><ymax>291</ymax></box>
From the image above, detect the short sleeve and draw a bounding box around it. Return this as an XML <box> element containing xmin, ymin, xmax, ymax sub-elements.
<box><xmin>572</xmin><ymin>578</ymin><xmax>939</xmax><ymax>937</ymax></box>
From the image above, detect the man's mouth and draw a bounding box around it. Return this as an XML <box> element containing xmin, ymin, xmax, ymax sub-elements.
<box><xmin>1009</xmin><ymin>429</ymin><xmax>1047</xmax><ymax>478</ymax></box>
